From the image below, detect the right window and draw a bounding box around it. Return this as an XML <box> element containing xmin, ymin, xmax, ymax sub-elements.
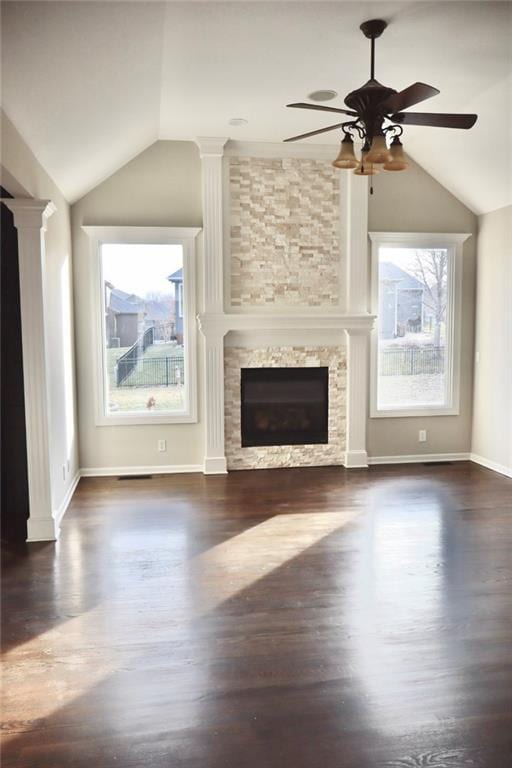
<box><xmin>370</xmin><ymin>233</ymin><xmax>467</xmax><ymax>418</ymax></box>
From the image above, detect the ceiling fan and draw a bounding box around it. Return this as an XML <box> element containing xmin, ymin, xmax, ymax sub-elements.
<box><xmin>284</xmin><ymin>19</ymin><xmax>477</xmax><ymax>176</ymax></box>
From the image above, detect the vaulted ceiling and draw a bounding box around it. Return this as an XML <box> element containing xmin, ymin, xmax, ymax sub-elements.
<box><xmin>2</xmin><ymin>1</ymin><xmax>511</xmax><ymax>213</ymax></box>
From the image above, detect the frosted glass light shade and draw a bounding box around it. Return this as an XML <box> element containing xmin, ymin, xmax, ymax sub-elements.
<box><xmin>332</xmin><ymin>136</ymin><xmax>358</xmax><ymax>169</ymax></box>
<box><xmin>366</xmin><ymin>134</ymin><xmax>392</xmax><ymax>165</ymax></box>
<box><xmin>383</xmin><ymin>137</ymin><xmax>408</xmax><ymax>171</ymax></box>
<box><xmin>354</xmin><ymin>149</ymin><xmax>380</xmax><ymax>176</ymax></box>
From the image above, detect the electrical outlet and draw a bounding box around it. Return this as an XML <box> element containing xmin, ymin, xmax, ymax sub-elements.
<box><xmin>419</xmin><ymin>430</ymin><xmax>427</xmax><ymax>443</ymax></box>
<box><xmin>158</xmin><ymin>439</ymin><xmax>167</xmax><ymax>452</ymax></box>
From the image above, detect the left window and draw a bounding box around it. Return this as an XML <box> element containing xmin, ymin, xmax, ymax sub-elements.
<box><xmin>85</xmin><ymin>227</ymin><xmax>199</xmax><ymax>425</ymax></box>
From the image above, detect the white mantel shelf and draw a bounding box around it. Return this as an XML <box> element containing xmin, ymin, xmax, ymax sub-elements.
<box><xmin>197</xmin><ymin>313</ymin><xmax>376</xmax><ymax>337</ymax></box>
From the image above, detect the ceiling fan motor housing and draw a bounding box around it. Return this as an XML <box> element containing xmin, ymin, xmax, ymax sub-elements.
<box><xmin>344</xmin><ymin>80</ymin><xmax>397</xmax><ymax>142</ymax></box>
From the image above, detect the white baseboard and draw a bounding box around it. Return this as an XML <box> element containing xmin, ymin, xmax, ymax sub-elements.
<box><xmin>368</xmin><ymin>452</ymin><xmax>471</xmax><ymax>465</ymax></box>
<box><xmin>203</xmin><ymin>456</ymin><xmax>228</xmax><ymax>474</ymax></box>
<box><xmin>344</xmin><ymin>450</ymin><xmax>369</xmax><ymax>468</ymax></box>
<box><xmin>27</xmin><ymin>471</ymin><xmax>81</xmax><ymax>542</ymax></box>
<box><xmin>470</xmin><ymin>453</ymin><xmax>512</xmax><ymax>479</ymax></box>
<box><xmin>27</xmin><ymin>516</ymin><xmax>58</xmax><ymax>543</ymax></box>
<box><xmin>54</xmin><ymin>471</ymin><xmax>81</xmax><ymax>528</ymax></box>
<box><xmin>80</xmin><ymin>464</ymin><xmax>204</xmax><ymax>478</ymax></box>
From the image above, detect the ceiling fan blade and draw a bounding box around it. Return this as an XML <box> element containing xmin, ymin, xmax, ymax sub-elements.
<box><xmin>392</xmin><ymin>112</ymin><xmax>478</xmax><ymax>129</ymax></box>
<box><xmin>287</xmin><ymin>102</ymin><xmax>357</xmax><ymax>116</ymax></box>
<box><xmin>380</xmin><ymin>82</ymin><xmax>440</xmax><ymax>114</ymax></box>
<box><xmin>284</xmin><ymin>122</ymin><xmax>345</xmax><ymax>142</ymax></box>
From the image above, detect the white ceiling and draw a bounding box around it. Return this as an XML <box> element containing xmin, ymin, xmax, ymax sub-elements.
<box><xmin>2</xmin><ymin>1</ymin><xmax>511</xmax><ymax>213</ymax></box>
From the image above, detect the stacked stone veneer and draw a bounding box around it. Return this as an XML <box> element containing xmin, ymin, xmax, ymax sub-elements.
<box><xmin>229</xmin><ymin>157</ymin><xmax>341</xmax><ymax>307</ymax></box>
<box><xmin>225</xmin><ymin>346</ymin><xmax>346</xmax><ymax>470</ymax></box>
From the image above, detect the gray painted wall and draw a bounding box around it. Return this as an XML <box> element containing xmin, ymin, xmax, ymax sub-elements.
<box><xmin>471</xmin><ymin>205</ymin><xmax>512</xmax><ymax>473</ymax></box>
<box><xmin>72</xmin><ymin>140</ymin><xmax>204</xmax><ymax>471</ymax></box>
<box><xmin>72</xmin><ymin>142</ymin><xmax>477</xmax><ymax>470</ymax></box>
<box><xmin>368</xmin><ymin>157</ymin><xmax>477</xmax><ymax>458</ymax></box>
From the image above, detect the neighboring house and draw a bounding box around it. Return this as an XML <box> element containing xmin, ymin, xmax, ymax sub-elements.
<box><xmin>105</xmin><ymin>287</ymin><xmax>176</xmax><ymax>348</ymax></box>
<box><xmin>167</xmin><ymin>268</ymin><xmax>184</xmax><ymax>344</ymax></box>
<box><xmin>379</xmin><ymin>262</ymin><xmax>425</xmax><ymax>339</ymax></box>
<box><xmin>105</xmin><ymin>287</ymin><xmax>145</xmax><ymax>348</ymax></box>
<box><xmin>143</xmin><ymin>298</ymin><xmax>175</xmax><ymax>342</ymax></box>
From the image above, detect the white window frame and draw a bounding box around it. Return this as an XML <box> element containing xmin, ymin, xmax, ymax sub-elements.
<box><xmin>177</xmin><ymin>282</ymin><xmax>183</xmax><ymax>318</ymax></box>
<box><xmin>84</xmin><ymin>225</ymin><xmax>201</xmax><ymax>426</ymax></box>
<box><xmin>369</xmin><ymin>231</ymin><xmax>470</xmax><ymax>418</ymax></box>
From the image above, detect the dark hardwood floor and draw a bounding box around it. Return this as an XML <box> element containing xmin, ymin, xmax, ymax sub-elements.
<box><xmin>2</xmin><ymin>462</ymin><xmax>512</xmax><ymax>767</ymax></box>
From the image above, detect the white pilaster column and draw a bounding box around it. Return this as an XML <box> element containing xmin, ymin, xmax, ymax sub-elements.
<box><xmin>343</xmin><ymin>175</ymin><xmax>371</xmax><ymax>468</ymax></box>
<box><xmin>200</xmin><ymin>324</ymin><xmax>228</xmax><ymax>474</ymax></box>
<box><xmin>344</xmin><ymin>174</ymin><xmax>369</xmax><ymax>314</ymax></box>
<box><xmin>196</xmin><ymin>137</ymin><xmax>228</xmax><ymax>313</ymax></box>
<box><xmin>345</xmin><ymin>330</ymin><xmax>369</xmax><ymax>467</ymax></box>
<box><xmin>196</xmin><ymin>138</ymin><xmax>229</xmax><ymax>473</ymax></box>
<box><xmin>1</xmin><ymin>199</ymin><xmax>58</xmax><ymax>540</ymax></box>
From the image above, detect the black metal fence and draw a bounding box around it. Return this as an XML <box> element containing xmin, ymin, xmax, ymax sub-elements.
<box><xmin>116</xmin><ymin>327</ymin><xmax>155</xmax><ymax>385</ymax></box>
<box><xmin>380</xmin><ymin>346</ymin><xmax>445</xmax><ymax>376</ymax></box>
<box><xmin>118</xmin><ymin>356</ymin><xmax>185</xmax><ymax>387</ymax></box>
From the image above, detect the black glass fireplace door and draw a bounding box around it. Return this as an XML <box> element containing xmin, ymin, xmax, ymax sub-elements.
<box><xmin>241</xmin><ymin>367</ymin><xmax>328</xmax><ymax>448</ymax></box>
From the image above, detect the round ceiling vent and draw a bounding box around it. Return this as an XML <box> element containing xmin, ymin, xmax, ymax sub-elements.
<box><xmin>307</xmin><ymin>90</ymin><xmax>338</xmax><ymax>102</ymax></box>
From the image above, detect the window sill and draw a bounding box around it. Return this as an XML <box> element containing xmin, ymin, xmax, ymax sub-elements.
<box><xmin>370</xmin><ymin>405</ymin><xmax>460</xmax><ymax>419</ymax></box>
<box><xmin>96</xmin><ymin>411</ymin><xmax>197</xmax><ymax>427</ymax></box>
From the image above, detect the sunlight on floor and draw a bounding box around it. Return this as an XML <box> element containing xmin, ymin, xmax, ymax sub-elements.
<box><xmin>190</xmin><ymin>510</ymin><xmax>358</xmax><ymax>614</ymax></box>
<box><xmin>2</xmin><ymin>510</ymin><xmax>358</xmax><ymax>737</ymax></box>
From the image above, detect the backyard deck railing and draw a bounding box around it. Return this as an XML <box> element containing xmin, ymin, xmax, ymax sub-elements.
<box><xmin>380</xmin><ymin>346</ymin><xmax>444</xmax><ymax>376</ymax></box>
<box><xmin>116</xmin><ymin>326</ymin><xmax>155</xmax><ymax>385</ymax></box>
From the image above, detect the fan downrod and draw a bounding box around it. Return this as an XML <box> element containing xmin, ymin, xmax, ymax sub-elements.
<box><xmin>359</xmin><ymin>19</ymin><xmax>387</xmax><ymax>39</ymax></box>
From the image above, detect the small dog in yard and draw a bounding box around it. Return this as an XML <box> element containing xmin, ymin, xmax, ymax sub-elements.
<box><xmin>147</xmin><ymin>396</ymin><xmax>157</xmax><ymax>410</ymax></box>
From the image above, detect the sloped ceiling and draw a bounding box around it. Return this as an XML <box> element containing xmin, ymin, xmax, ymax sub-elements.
<box><xmin>2</xmin><ymin>1</ymin><xmax>511</xmax><ymax>213</ymax></box>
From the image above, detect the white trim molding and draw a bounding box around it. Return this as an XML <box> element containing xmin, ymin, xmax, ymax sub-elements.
<box><xmin>1</xmin><ymin>198</ymin><xmax>59</xmax><ymax>542</ymax></box>
<box><xmin>80</xmin><ymin>464</ymin><xmax>203</xmax><ymax>478</ymax></box>
<box><xmin>368</xmin><ymin>452</ymin><xmax>470</xmax><ymax>465</ymax></box>
<box><xmin>196</xmin><ymin>138</ymin><xmax>228</xmax><ymax>314</ymax></box>
<box><xmin>196</xmin><ymin>138</ymin><xmax>229</xmax><ymax>473</ymax></box>
<box><xmin>470</xmin><ymin>453</ymin><xmax>512</xmax><ymax>479</ymax></box>
<box><xmin>344</xmin><ymin>330</ymin><xmax>370</xmax><ymax>468</ymax></box>
<box><xmin>198</xmin><ymin>312</ymin><xmax>375</xmax><ymax>336</ymax></box>
<box><xmin>224</xmin><ymin>140</ymin><xmax>337</xmax><ymax>161</ymax></box>
<box><xmin>82</xmin><ymin>225</ymin><xmax>200</xmax><ymax>426</ymax></box>
<box><xmin>54</xmin><ymin>471</ymin><xmax>81</xmax><ymax>528</ymax></box>
<box><xmin>344</xmin><ymin>175</ymin><xmax>370</xmax><ymax>315</ymax></box>
<box><xmin>368</xmin><ymin>231</ymin><xmax>471</xmax><ymax>419</ymax></box>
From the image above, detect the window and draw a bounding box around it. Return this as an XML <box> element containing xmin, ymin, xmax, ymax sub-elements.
<box><xmin>85</xmin><ymin>226</ymin><xmax>200</xmax><ymax>425</ymax></box>
<box><xmin>369</xmin><ymin>232</ymin><xmax>469</xmax><ymax>418</ymax></box>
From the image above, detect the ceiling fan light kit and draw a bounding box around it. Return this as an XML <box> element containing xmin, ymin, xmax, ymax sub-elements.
<box><xmin>383</xmin><ymin>137</ymin><xmax>408</xmax><ymax>172</ymax></box>
<box><xmin>332</xmin><ymin>135</ymin><xmax>358</xmax><ymax>169</ymax></box>
<box><xmin>284</xmin><ymin>18</ymin><xmax>477</xmax><ymax>187</ymax></box>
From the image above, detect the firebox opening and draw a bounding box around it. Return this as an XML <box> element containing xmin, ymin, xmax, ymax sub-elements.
<box><xmin>241</xmin><ymin>367</ymin><xmax>328</xmax><ymax>448</ymax></box>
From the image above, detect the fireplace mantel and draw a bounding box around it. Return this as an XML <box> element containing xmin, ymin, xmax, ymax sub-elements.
<box><xmin>196</xmin><ymin>137</ymin><xmax>372</xmax><ymax>474</ymax></box>
<box><xmin>197</xmin><ymin>312</ymin><xmax>375</xmax><ymax>339</ymax></box>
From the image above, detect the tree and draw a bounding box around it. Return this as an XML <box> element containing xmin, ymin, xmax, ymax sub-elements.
<box><xmin>412</xmin><ymin>250</ymin><xmax>447</xmax><ymax>347</ymax></box>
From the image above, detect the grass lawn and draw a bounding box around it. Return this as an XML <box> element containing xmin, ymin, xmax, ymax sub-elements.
<box><xmin>108</xmin><ymin>385</ymin><xmax>185</xmax><ymax>412</ymax></box>
<box><xmin>379</xmin><ymin>373</ymin><xmax>445</xmax><ymax>407</ymax></box>
<box><xmin>106</xmin><ymin>342</ymin><xmax>185</xmax><ymax>411</ymax></box>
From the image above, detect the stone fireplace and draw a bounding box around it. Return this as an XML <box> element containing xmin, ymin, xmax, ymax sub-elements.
<box><xmin>196</xmin><ymin>138</ymin><xmax>374</xmax><ymax>474</ymax></box>
<box><xmin>225</xmin><ymin>346</ymin><xmax>346</xmax><ymax>470</ymax></box>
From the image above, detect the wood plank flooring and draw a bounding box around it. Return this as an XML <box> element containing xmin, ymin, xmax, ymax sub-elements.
<box><xmin>2</xmin><ymin>462</ymin><xmax>512</xmax><ymax>767</ymax></box>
